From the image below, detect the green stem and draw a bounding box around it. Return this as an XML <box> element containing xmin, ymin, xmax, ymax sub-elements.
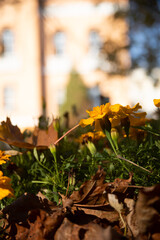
<box><xmin>105</xmin><ymin>130</ymin><xmax>151</xmax><ymax>173</ymax></box>
<box><xmin>105</xmin><ymin>130</ymin><xmax>130</xmax><ymax>173</ymax></box>
<box><xmin>116</xmin><ymin>155</ymin><xmax>151</xmax><ymax>173</ymax></box>
<box><xmin>37</xmin><ymin>158</ymin><xmax>53</xmax><ymax>175</ymax></box>
<box><xmin>34</xmin><ymin>148</ymin><xmax>53</xmax><ymax>175</ymax></box>
<box><xmin>49</xmin><ymin>146</ymin><xmax>59</xmax><ymax>179</ymax></box>
<box><xmin>32</xmin><ymin>180</ymin><xmax>53</xmax><ymax>185</ymax></box>
<box><xmin>105</xmin><ymin>130</ymin><xmax>117</xmax><ymax>155</ymax></box>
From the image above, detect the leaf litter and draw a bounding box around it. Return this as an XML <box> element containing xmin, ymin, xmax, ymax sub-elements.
<box><xmin>0</xmin><ymin>117</ymin><xmax>58</xmax><ymax>150</ymax></box>
<box><xmin>1</xmin><ymin>168</ymin><xmax>160</xmax><ymax>239</ymax></box>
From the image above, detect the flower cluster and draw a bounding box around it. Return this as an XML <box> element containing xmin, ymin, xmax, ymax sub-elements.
<box><xmin>0</xmin><ymin>150</ymin><xmax>14</xmax><ymax>200</ymax></box>
<box><xmin>79</xmin><ymin>102</ymin><xmax>147</xmax><ymax>132</ymax></box>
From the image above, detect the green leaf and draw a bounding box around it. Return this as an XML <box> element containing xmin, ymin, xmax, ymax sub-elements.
<box><xmin>33</xmin><ymin>148</ymin><xmax>39</xmax><ymax>161</ymax></box>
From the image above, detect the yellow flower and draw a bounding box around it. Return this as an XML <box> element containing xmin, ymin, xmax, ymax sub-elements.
<box><xmin>153</xmin><ymin>99</ymin><xmax>160</xmax><ymax>107</ymax></box>
<box><xmin>0</xmin><ymin>150</ymin><xmax>11</xmax><ymax>165</ymax></box>
<box><xmin>76</xmin><ymin>131</ymin><xmax>105</xmax><ymax>144</ymax></box>
<box><xmin>108</xmin><ymin>103</ymin><xmax>144</xmax><ymax>128</ymax></box>
<box><xmin>129</xmin><ymin>112</ymin><xmax>147</xmax><ymax>126</ymax></box>
<box><xmin>79</xmin><ymin>102</ymin><xmax>146</xmax><ymax>132</ymax></box>
<box><xmin>76</xmin><ymin>132</ymin><xmax>94</xmax><ymax>144</ymax></box>
<box><xmin>79</xmin><ymin>103</ymin><xmax>111</xmax><ymax>129</ymax></box>
<box><xmin>94</xmin><ymin>131</ymin><xmax>106</xmax><ymax>139</ymax></box>
<box><xmin>108</xmin><ymin>104</ymin><xmax>124</xmax><ymax>127</ymax></box>
<box><xmin>86</xmin><ymin>103</ymin><xmax>111</xmax><ymax>119</ymax></box>
<box><xmin>0</xmin><ymin>171</ymin><xmax>14</xmax><ymax>200</ymax></box>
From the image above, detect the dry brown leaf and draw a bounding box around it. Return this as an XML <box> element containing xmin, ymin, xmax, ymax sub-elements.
<box><xmin>136</xmin><ymin>184</ymin><xmax>160</xmax><ymax>238</ymax></box>
<box><xmin>152</xmin><ymin>233</ymin><xmax>160</xmax><ymax>240</ymax></box>
<box><xmin>1</xmin><ymin>170</ymin><xmax>140</xmax><ymax>239</ymax></box>
<box><xmin>0</xmin><ymin>118</ymin><xmax>58</xmax><ymax>149</ymax></box>
<box><xmin>109</xmin><ymin>172</ymin><xmax>133</xmax><ymax>196</ymax></box>
<box><xmin>10</xmin><ymin>208</ymin><xmax>66</xmax><ymax>240</ymax></box>
<box><xmin>0</xmin><ymin>117</ymin><xmax>31</xmax><ymax>149</ymax></box>
<box><xmin>26</xmin><ymin>120</ymin><xmax>57</xmax><ymax>147</ymax></box>
<box><xmin>2</xmin><ymin>193</ymin><xmax>65</xmax><ymax>240</ymax></box>
<box><xmin>70</xmin><ymin>167</ymin><xmax>110</xmax><ymax>208</ymax></box>
<box><xmin>124</xmin><ymin>198</ymin><xmax>139</xmax><ymax>238</ymax></box>
<box><xmin>69</xmin><ymin>168</ymin><xmax>133</xmax><ymax>210</ymax></box>
<box><xmin>108</xmin><ymin>193</ymin><xmax>127</xmax><ymax>231</ymax></box>
<box><xmin>77</xmin><ymin>208</ymin><xmax>119</xmax><ymax>223</ymax></box>
<box><xmin>108</xmin><ymin>194</ymin><xmax>124</xmax><ymax>214</ymax></box>
<box><xmin>54</xmin><ymin>214</ymin><xmax>123</xmax><ymax>240</ymax></box>
<box><xmin>2</xmin><ymin>192</ymin><xmax>54</xmax><ymax>224</ymax></box>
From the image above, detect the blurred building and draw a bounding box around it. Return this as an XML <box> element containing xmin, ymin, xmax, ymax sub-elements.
<box><xmin>0</xmin><ymin>0</ymin><xmax>42</xmax><ymax>128</ymax></box>
<box><xmin>0</xmin><ymin>0</ymin><xmax>130</xmax><ymax>128</ymax></box>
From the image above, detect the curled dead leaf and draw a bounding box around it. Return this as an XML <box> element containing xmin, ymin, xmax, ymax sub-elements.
<box><xmin>0</xmin><ymin>118</ymin><xmax>58</xmax><ymax>149</ymax></box>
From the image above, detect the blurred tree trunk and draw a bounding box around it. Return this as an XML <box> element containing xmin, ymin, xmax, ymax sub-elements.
<box><xmin>38</xmin><ymin>0</ymin><xmax>46</xmax><ymax>117</ymax></box>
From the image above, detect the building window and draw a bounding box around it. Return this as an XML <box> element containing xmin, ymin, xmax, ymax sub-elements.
<box><xmin>88</xmin><ymin>86</ymin><xmax>110</xmax><ymax>107</ymax></box>
<box><xmin>0</xmin><ymin>29</ymin><xmax>14</xmax><ymax>57</ymax></box>
<box><xmin>88</xmin><ymin>30</ymin><xmax>102</xmax><ymax>56</ymax></box>
<box><xmin>53</xmin><ymin>31</ymin><xmax>66</xmax><ymax>56</ymax></box>
<box><xmin>88</xmin><ymin>86</ymin><xmax>101</xmax><ymax>107</ymax></box>
<box><xmin>57</xmin><ymin>88</ymin><xmax>66</xmax><ymax>105</ymax></box>
<box><xmin>3</xmin><ymin>87</ymin><xmax>15</xmax><ymax>112</ymax></box>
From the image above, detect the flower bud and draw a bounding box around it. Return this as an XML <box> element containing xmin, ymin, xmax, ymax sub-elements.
<box><xmin>53</xmin><ymin>119</ymin><xmax>60</xmax><ymax>132</ymax></box>
<box><xmin>111</xmin><ymin>128</ymin><xmax>119</xmax><ymax>150</ymax></box>
<box><xmin>49</xmin><ymin>144</ymin><xmax>56</xmax><ymax>159</ymax></box>
<box><xmin>111</xmin><ymin>128</ymin><xmax>119</xmax><ymax>140</ymax></box>
<box><xmin>87</xmin><ymin>141</ymin><xmax>96</xmax><ymax>156</ymax></box>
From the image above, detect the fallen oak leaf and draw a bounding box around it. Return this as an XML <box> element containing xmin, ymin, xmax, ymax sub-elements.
<box><xmin>70</xmin><ymin>167</ymin><xmax>110</xmax><ymax>207</ymax></box>
<box><xmin>0</xmin><ymin>118</ymin><xmax>58</xmax><ymax>149</ymax></box>
<box><xmin>72</xmin><ymin>181</ymin><xmax>97</xmax><ymax>204</ymax></box>
<box><xmin>0</xmin><ymin>118</ymin><xmax>40</xmax><ymax>149</ymax></box>
<box><xmin>0</xmin><ymin>117</ymin><xmax>23</xmax><ymax>142</ymax></box>
<box><xmin>69</xmin><ymin>168</ymin><xmax>134</xmax><ymax>210</ymax></box>
<box><xmin>26</xmin><ymin>120</ymin><xmax>57</xmax><ymax>147</ymax></box>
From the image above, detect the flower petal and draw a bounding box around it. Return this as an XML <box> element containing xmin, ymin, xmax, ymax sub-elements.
<box><xmin>110</xmin><ymin>104</ymin><xmax>121</xmax><ymax>113</ymax></box>
<box><xmin>79</xmin><ymin>118</ymin><xmax>94</xmax><ymax>127</ymax></box>
<box><xmin>153</xmin><ymin>99</ymin><xmax>160</xmax><ymax>107</ymax></box>
<box><xmin>0</xmin><ymin>171</ymin><xmax>14</xmax><ymax>199</ymax></box>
